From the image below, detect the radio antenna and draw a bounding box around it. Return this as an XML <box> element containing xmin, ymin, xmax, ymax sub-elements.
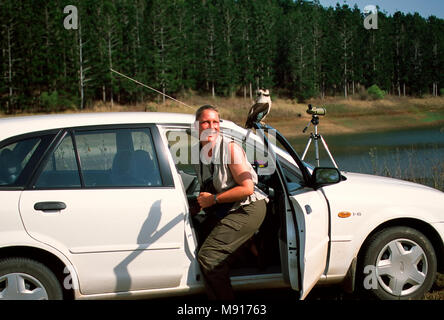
<box><xmin>110</xmin><ymin>69</ymin><xmax>195</xmax><ymax>110</ymax></box>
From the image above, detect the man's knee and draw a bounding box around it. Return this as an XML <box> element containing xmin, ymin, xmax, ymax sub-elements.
<box><xmin>198</xmin><ymin>246</ymin><xmax>215</xmax><ymax>273</ymax></box>
<box><xmin>198</xmin><ymin>244</ymin><xmax>230</xmax><ymax>275</ymax></box>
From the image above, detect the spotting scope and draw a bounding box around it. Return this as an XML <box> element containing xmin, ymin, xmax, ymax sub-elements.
<box><xmin>306</xmin><ymin>104</ymin><xmax>326</xmax><ymax>116</ymax></box>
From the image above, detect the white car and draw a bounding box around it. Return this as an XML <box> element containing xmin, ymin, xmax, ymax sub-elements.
<box><xmin>0</xmin><ymin>112</ymin><xmax>443</xmax><ymax>300</ymax></box>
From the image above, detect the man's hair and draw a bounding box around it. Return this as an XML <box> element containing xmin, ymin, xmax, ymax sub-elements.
<box><xmin>195</xmin><ymin>104</ymin><xmax>219</xmax><ymax>121</ymax></box>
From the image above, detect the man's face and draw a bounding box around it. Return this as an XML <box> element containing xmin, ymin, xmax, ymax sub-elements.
<box><xmin>198</xmin><ymin>109</ymin><xmax>220</xmax><ymax>144</ymax></box>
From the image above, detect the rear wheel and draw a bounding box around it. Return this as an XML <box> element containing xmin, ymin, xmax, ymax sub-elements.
<box><xmin>0</xmin><ymin>258</ymin><xmax>63</xmax><ymax>300</ymax></box>
<box><xmin>361</xmin><ymin>227</ymin><xmax>437</xmax><ymax>300</ymax></box>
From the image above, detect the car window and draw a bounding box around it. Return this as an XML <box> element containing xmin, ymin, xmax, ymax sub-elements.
<box><xmin>75</xmin><ymin>128</ymin><xmax>162</xmax><ymax>187</ymax></box>
<box><xmin>34</xmin><ymin>127</ymin><xmax>163</xmax><ymax>188</ymax></box>
<box><xmin>0</xmin><ymin>137</ymin><xmax>42</xmax><ymax>186</ymax></box>
<box><xmin>35</xmin><ymin>134</ymin><xmax>81</xmax><ymax>188</ymax></box>
<box><xmin>166</xmin><ymin>129</ymin><xmax>198</xmax><ymax>176</ymax></box>
<box><xmin>280</xmin><ymin>160</ymin><xmax>304</xmax><ymax>192</ymax></box>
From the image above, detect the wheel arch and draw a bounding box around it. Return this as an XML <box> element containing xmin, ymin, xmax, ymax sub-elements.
<box><xmin>0</xmin><ymin>246</ymin><xmax>75</xmax><ymax>300</ymax></box>
<box><xmin>356</xmin><ymin>218</ymin><xmax>444</xmax><ymax>275</ymax></box>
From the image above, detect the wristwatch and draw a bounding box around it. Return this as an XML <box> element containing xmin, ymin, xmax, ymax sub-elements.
<box><xmin>214</xmin><ymin>194</ymin><xmax>219</xmax><ymax>204</ymax></box>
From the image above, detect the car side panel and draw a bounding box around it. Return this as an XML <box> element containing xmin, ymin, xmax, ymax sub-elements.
<box><xmin>0</xmin><ymin>191</ymin><xmax>24</xmax><ymax>235</ymax></box>
<box><xmin>68</xmin><ymin>248</ymin><xmax>186</xmax><ymax>294</ymax></box>
<box><xmin>19</xmin><ymin>188</ymin><xmax>188</xmax><ymax>295</ymax></box>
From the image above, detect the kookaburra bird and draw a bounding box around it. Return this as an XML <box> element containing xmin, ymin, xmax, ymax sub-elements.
<box><xmin>245</xmin><ymin>89</ymin><xmax>272</xmax><ymax>129</ymax></box>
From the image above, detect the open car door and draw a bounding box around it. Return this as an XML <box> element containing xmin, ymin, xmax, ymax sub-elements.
<box><xmin>255</xmin><ymin>124</ymin><xmax>330</xmax><ymax>299</ymax></box>
<box><xmin>286</xmin><ymin>186</ymin><xmax>330</xmax><ymax>299</ymax></box>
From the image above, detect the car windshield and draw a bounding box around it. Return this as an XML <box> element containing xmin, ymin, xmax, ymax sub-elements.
<box><xmin>0</xmin><ymin>137</ymin><xmax>42</xmax><ymax>186</ymax></box>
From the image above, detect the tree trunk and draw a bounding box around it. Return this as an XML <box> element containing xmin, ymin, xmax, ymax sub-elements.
<box><xmin>162</xmin><ymin>85</ymin><xmax>166</xmax><ymax>104</ymax></box>
<box><xmin>396</xmin><ymin>36</ymin><xmax>401</xmax><ymax>97</ymax></box>
<box><xmin>160</xmin><ymin>26</ymin><xmax>166</xmax><ymax>104</ymax></box>
<box><xmin>433</xmin><ymin>43</ymin><xmax>438</xmax><ymax>96</ymax></box>
<box><xmin>7</xmin><ymin>25</ymin><xmax>13</xmax><ymax>113</ymax></box>
<box><xmin>372</xmin><ymin>32</ymin><xmax>376</xmax><ymax>72</ymax></box>
<box><xmin>343</xmin><ymin>26</ymin><xmax>348</xmax><ymax>99</ymax></box>
<box><xmin>44</xmin><ymin>6</ymin><xmax>51</xmax><ymax>89</ymax></box>
<box><xmin>78</xmin><ymin>19</ymin><xmax>85</xmax><ymax>110</ymax></box>
<box><xmin>299</xmin><ymin>42</ymin><xmax>303</xmax><ymax>94</ymax></box>
<box><xmin>63</xmin><ymin>46</ymin><xmax>67</xmax><ymax>80</ymax></box>
<box><xmin>321</xmin><ymin>80</ymin><xmax>325</xmax><ymax>100</ymax></box>
<box><xmin>207</xmin><ymin>13</ymin><xmax>216</xmax><ymax>98</ymax></box>
<box><xmin>108</xmin><ymin>29</ymin><xmax>114</xmax><ymax>108</ymax></box>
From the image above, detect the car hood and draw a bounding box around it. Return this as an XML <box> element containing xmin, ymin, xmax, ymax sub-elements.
<box><xmin>341</xmin><ymin>172</ymin><xmax>439</xmax><ymax>192</ymax></box>
<box><xmin>322</xmin><ymin>171</ymin><xmax>444</xmax><ymax>222</ymax></box>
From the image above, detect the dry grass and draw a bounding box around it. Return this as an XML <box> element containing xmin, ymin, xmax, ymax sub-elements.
<box><xmin>424</xmin><ymin>273</ymin><xmax>444</xmax><ymax>300</ymax></box>
<box><xmin>2</xmin><ymin>95</ymin><xmax>444</xmax><ymax>137</ymax></box>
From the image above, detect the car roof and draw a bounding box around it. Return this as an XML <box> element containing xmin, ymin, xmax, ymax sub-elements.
<box><xmin>0</xmin><ymin>112</ymin><xmax>196</xmax><ymax>141</ymax></box>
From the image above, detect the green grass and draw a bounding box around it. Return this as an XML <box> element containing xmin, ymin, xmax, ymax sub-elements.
<box><xmin>420</xmin><ymin>111</ymin><xmax>444</xmax><ymax>123</ymax></box>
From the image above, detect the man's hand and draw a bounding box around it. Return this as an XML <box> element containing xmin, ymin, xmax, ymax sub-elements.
<box><xmin>197</xmin><ymin>192</ymin><xmax>215</xmax><ymax>209</ymax></box>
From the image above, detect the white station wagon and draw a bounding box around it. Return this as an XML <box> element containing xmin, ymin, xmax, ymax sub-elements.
<box><xmin>0</xmin><ymin>112</ymin><xmax>443</xmax><ymax>300</ymax></box>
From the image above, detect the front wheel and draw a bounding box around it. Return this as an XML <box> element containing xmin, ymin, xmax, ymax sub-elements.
<box><xmin>0</xmin><ymin>258</ymin><xmax>63</xmax><ymax>300</ymax></box>
<box><xmin>360</xmin><ymin>226</ymin><xmax>437</xmax><ymax>300</ymax></box>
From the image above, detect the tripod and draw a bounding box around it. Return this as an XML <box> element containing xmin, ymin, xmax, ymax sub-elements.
<box><xmin>301</xmin><ymin>115</ymin><xmax>338</xmax><ymax>168</ymax></box>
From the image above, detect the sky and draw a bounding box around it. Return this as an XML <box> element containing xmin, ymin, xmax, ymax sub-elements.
<box><xmin>318</xmin><ymin>0</ymin><xmax>444</xmax><ymax>19</ymax></box>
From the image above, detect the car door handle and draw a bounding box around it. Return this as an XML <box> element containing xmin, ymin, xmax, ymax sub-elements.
<box><xmin>304</xmin><ymin>205</ymin><xmax>312</xmax><ymax>215</ymax></box>
<box><xmin>34</xmin><ymin>201</ymin><xmax>67</xmax><ymax>211</ymax></box>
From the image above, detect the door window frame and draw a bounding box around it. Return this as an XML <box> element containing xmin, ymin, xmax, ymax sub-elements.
<box><xmin>0</xmin><ymin>130</ymin><xmax>60</xmax><ymax>190</ymax></box>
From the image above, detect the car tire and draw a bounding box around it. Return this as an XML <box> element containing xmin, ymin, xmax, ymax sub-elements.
<box><xmin>360</xmin><ymin>226</ymin><xmax>437</xmax><ymax>300</ymax></box>
<box><xmin>0</xmin><ymin>257</ymin><xmax>63</xmax><ymax>300</ymax></box>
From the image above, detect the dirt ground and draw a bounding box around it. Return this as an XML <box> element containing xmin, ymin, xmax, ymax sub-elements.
<box><xmin>150</xmin><ymin>272</ymin><xmax>444</xmax><ymax>302</ymax></box>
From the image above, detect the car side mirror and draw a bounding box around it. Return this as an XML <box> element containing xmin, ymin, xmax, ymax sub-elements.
<box><xmin>312</xmin><ymin>167</ymin><xmax>342</xmax><ymax>188</ymax></box>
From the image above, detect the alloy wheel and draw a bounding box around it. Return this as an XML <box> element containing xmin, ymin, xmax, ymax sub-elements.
<box><xmin>0</xmin><ymin>272</ymin><xmax>49</xmax><ymax>300</ymax></box>
<box><xmin>375</xmin><ymin>238</ymin><xmax>427</xmax><ymax>297</ymax></box>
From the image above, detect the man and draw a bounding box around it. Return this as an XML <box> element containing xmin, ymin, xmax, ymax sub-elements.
<box><xmin>195</xmin><ymin>105</ymin><xmax>268</xmax><ymax>300</ymax></box>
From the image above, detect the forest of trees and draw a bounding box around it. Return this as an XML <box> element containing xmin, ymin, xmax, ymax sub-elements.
<box><xmin>1</xmin><ymin>0</ymin><xmax>443</xmax><ymax>112</ymax></box>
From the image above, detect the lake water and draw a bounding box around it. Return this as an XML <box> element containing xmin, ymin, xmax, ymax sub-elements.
<box><xmin>288</xmin><ymin>124</ymin><xmax>444</xmax><ymax>188</ymax></box>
